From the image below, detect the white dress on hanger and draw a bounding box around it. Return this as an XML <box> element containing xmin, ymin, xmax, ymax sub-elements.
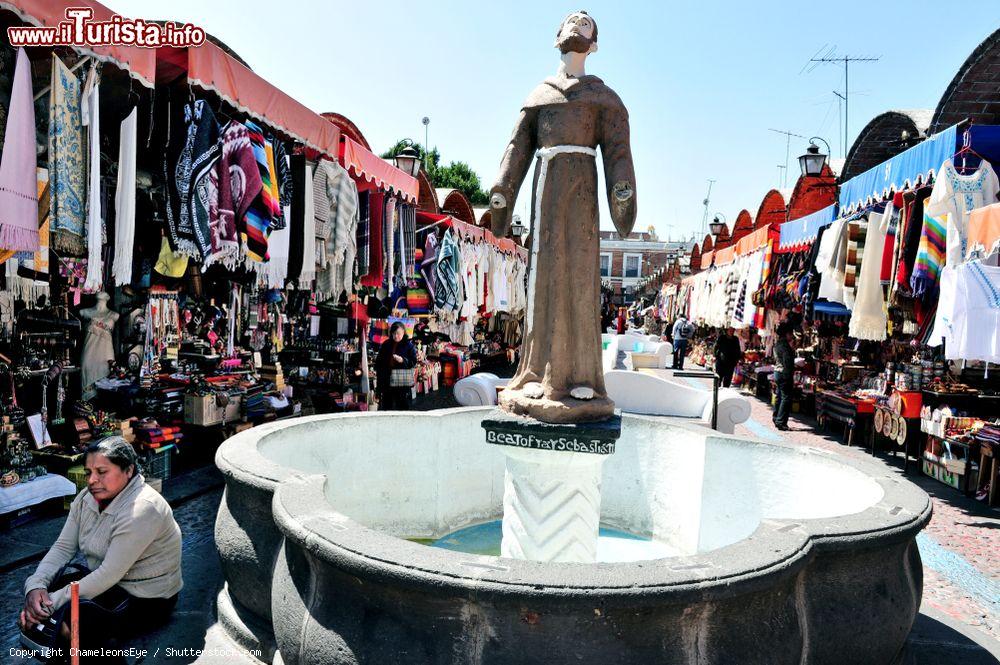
<box><xmin>927</xmin><ymin>159</ymin><xmax>1000</xmax><ymax>266</ymax></box>
<box><xmin>948</xmin><ymin>261</ymin><xmax>1000</xmax><ymax>363</ymax></box>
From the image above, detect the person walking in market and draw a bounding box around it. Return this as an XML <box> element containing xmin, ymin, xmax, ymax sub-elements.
<box><xmin>713</xmin><ymin>327</ymin><xmax>744</xmax><ymax>388</ymax></box>
<box><xmin>671</xmin><ymin>313</ymin><xmax>695</xmax><ymax>370</ymax></box>
<box><xmin>772</xmin><ymin>322</ymin><xmax>797</xmax><ymax>431</ymax></box>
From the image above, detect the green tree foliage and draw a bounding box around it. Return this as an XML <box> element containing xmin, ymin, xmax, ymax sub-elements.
<box><xmin>382</xmin><ymin>140</ymin><xmax>489</xmax><ymax>206</ymax></box>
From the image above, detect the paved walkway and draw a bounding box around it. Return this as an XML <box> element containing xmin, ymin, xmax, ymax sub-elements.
<box><xmin>647</xmin><ymin>363</ymin><xmax>1000</xmax><ymax>661</ymax></box>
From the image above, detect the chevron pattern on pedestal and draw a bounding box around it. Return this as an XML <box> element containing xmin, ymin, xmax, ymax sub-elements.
<box><xmin>501</xmin><ymin>470</ymin><xmax>602</xmax><ymax>563</ymax></box>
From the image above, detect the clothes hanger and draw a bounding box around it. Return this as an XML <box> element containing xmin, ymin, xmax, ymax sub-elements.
<box><xmin>952</xmin><ymin>128</ymin><xmax>984</xmax><ymax>174</ymax></box>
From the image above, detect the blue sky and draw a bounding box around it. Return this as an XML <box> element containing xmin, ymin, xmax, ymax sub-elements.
<box><xmin>108</xmin><ymin>0</ymin><xmax>999</xmax><ymax>241</ymax></box>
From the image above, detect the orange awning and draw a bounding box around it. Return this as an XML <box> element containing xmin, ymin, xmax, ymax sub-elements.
<box><xmin>186</xmin><ymin>40</ymin><xmax>341</xmax><ymax>159</ymax></box>
<box><xmin>714</xmin><ymin>245</ymin><xmax>736</xmax><ymax>266</ymax></box>
<box><xmin>701</xmin><ymin>250</ymin><xmax>714</xmax><ymax>267</ymax></box>
<box><xmin>341</xmin><ymin>137</ymin><xmax>418</xmax><ymax>204</ymax></box>
<box><xmin>735</xmin><ymin>226</ymin><xmax>770</xmax><ymax>257</ymax></box>
<box><xmin>1</xmin><ymin>0</ymin><xmax>157</xmax><ymax>87</ymax></box>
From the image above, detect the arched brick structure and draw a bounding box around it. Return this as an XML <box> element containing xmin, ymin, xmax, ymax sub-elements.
<box><xmin>417</xmin><ymin>170</ymin><xmax>439</xmax><ymax>214</ymax></box>
<box><xmin>787</xmin><ymin>165</ymin><xmax>837</xmax><ymax>221</ymax></box>
<box><xmin>701</xmin><ymin>233</ymin><xmax>714</xmax><ymax>256</ymax></box>
<box><xmin>731</xmin><ymin>210</ymin><xmax>754</xmax><ymax>244</ymax></box>
<box><xmin>689</xmin><ymin>243</ymin><xmax>702</xmax><ymax>273</ymax></box>
<box><xmin>320</xmin><ymin>112</ymin><xmax>371</xmax><ymax>151</ymax></box>
<box><xmin>714</xmin><ymin>224</ymin><xmax>732</xmax><ymax>250</ymax></box>
<box><xmin>478</xmin><ymin>209</ymin><xmax>492</xmax><ymax>229</ymax></box>
<box><xmin>841</xmin><ymin>110</ymin><xmax>933</xmax><ymax>182</ymax></box>
<box><xmin>755</xmin><ymin>189</ymin><xmax>788</xmax><ymax>229</ymax></box>
<box><xmin>931</xmin><ymin>27</ymin><xmax>1000</xmax><ymax>133</ymax></box>
<box><xmin>437</xmin><ymin>188</ymin><xmax>476</xmax><ymax>226</ymax></box>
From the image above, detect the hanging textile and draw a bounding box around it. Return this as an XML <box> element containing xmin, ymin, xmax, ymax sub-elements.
<box><xmin>112</xmin><ymin>107</ymin><xmax>138</xmax><ymax>285</ymax></box>
<box><xmin>926</xmin><ymin>159</ymin><xmax>1000</xmax><ymax>265</ymax></box>
<box><xmin>48</xmin><ymin>55</ymin><xmax>86</xmax><ymax>256</ymax></box>
<box><xmin>421</xmin><ymin>231</ymin><xmax>439</xmax><ymax>300</ymax></box>
<box><xmin>286</xmin><ymin>154</ymin><xmax>307</xmax><ymax>282</ymax></box>
<box><xmin>893</xmin><ymin>187</ymin><xmax>932</xmax><ymax>300</ymax></box>
<box><xmin>930</xmin><ymin>261</ymin><xmax>1000</xmax><ymax>363</ymax></box>
<box><xmin>911</xmin><ymin>208</ymin><xmax>947</xmax><ymax>298</ymax></box>
<box><xmin>271</xmin><ymin>138</ymin><xmax>291</xmax><ymax>228</ymax></box>
<box><xmin>242</xmin><ymin>120</ymin><xmax>280</xmax><ymax>263</ymax></box>
<box><xmin>0</xmin><ymin>48</ymin><xmax>38</xmax><ymax>251</ymax></box>
<box><xmin>848</xmin><ymin>211</ymin><xmax>888</xmax><ymax>341</ymax></box>
<box><xmin>384</xmin><ymin>196</ymin><xmax>397</xmax><ymax>288</ymax></box>
<box><xmin>879</xmin><ymin>195</ymin><xmax>901</xmax><ymax>282</ymax></box>
<box><xmin>265</xmin><ymin>206</ymin><xmax>290</xmax><ymax>289</ymax></box>
<box><xmin>206</xmin><ymin>120</ymin><xmax>262</xmax><ymax>270</ymax></box>
<box><xmin>969</xmin><ymin>203</ymin><xmax>1000</xmax><ymax>259</ymax></box>
<box><xmin>298</xmin><ymin>161</ymin><xmax>317</xmax><ymax>285</ymax></box>
<box><xmin>188</xmin><ymin>101</ymin><xmax>221</xmax><ymax>260</ymax></box>
<box><xmin>816</xmin><ymin>216</ymin><xmax>847</xmax><ymax>305</ymax></box>
<box><xmin>81</xmin><ymin>65</ymin><xmax>103</xmax><ymax>293</ymax></box>
<box><xmin>434</xmin><ymin>229</ymin><xmax>462</xmax><ymax>313</ymax></box>
<box><xmin>401</xmin><ymin>205</ymin><xmax>416</xmax><ymax>278</ymax></box>
<box><xmin>360</xmin><ymin>191</ymin><xmax>385</xmax><ymax>287</ymax></box>
<box><xmin>313</xmin><ymin>159</ymin><xmax>359</xmax><ymax>299</ymax></box>
<box><xmin>356</xmin><ymin>190</ymin><xmax>370</xmax><ymax>276</ymax></box>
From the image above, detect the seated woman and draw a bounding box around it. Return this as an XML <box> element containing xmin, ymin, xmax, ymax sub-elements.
<box><xmin>18</xmin><ymin>436</ymin><xmax>182</xmax><ymax>661</ymax></box>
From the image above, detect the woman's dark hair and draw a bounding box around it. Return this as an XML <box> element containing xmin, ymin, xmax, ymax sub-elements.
<box><xmin>85</xmin><ymin>436</ymin><xmax>139</xmax><ymax>476</ymax></box>
<box><xmin>389</xmin><ymin>322</ymin><xmax>406</xmax><ymax>338</ymax></box>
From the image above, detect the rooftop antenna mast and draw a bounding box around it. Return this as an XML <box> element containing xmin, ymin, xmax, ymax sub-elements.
<box><xmin>832</xmin><ymin>90</ymin><xmax>847</xmax><ymax>157</ymax></box>
<box><xmin>768</xmin><ymin>128</ymin><xmax>806</xmax><ymax>188</ymax></box>
<box><xmin>803</xmin><ymin>46</ymin><xmax>879</xmax><ymax>160</ymax></box>
<box><xmin>700</xmin><ymin>179</ymin><xmax>716</xmax><ymax>237</ymax></box>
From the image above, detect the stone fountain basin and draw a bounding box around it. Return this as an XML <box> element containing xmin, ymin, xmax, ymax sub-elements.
<box><xmin>214</xmin><ymin>407</ymin><xmax>930</xmax><ymax>665</ymax></box>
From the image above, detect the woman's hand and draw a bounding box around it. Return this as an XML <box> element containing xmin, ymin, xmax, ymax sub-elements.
<box><xmin>20</xmin><ymin>588</ymin><xmax>53</xmax><ymax>628</ymax></box>
<box><xmin>392</xmin><ymin>354</ymin><xmax>404</xmax><ymax>364</ymax></box>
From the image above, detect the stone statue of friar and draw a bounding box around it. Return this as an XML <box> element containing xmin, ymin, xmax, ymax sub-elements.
<box><xmin>490</xmin><ymin>10</ymin><xmax>636</xmax><ymax>424</ymax></box>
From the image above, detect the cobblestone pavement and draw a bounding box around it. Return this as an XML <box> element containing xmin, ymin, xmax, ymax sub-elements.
<box><xmin>733</xmin><ymin>393</ymin><xmax>1000</xmax><ymax>649</ymax></box>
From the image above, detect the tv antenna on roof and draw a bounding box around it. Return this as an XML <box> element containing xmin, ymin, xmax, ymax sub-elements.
<box><xmin>802</xmin><ymin>46</ymin><xmax>879</xmax><ymax>160</ymax></box>
<box><xmin>768</xmin><ymin>128</ymin><xmax>806</xmax><ymax>188</ymax></box>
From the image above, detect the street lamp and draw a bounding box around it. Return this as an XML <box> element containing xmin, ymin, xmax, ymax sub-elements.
<box><xmin>392</xmin><ymin>139</ymin><xmax>422</xmax><ymax>178</ymax></box>
<box><xmin>510</xmin><ymin>214</ymin><xmax>528</xmax><ymax>239</ymax></box>
<box><xmin>798</xmin><ymin>137</ymin><xmax>831</xmax><ymax>177</ymax></box>
<box><xmin>709</xmin><ymin>212</ymin><xmax>727</xmax><ymax>236</ymax></box>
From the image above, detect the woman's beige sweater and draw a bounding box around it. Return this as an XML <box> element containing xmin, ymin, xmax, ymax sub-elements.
<box><xmin>24</xmin><ymin>474</ymin><xmax>183</xmax><ymax>609</ymax></box>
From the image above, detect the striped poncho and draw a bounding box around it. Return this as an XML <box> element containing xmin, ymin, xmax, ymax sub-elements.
<box><xmin>911</xmin><ymin>209</ymin><xmax>947</xmax><ymax>298</ymax></box>
<box><xmin>242</xmin><ymin>121</ymin><xmax>281</xmax><ymax>262</ymax></box>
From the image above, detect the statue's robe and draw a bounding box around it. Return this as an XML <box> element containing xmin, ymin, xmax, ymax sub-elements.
<box><xmin>491</xmin><ymin>74</ymin><xmax>637</xmax><ymax>423</ymax></box>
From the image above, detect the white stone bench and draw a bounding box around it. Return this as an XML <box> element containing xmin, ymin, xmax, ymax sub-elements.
<box><xmin>603</xmin><ymin>369</ymin><xmax>751</xmax><ymax>434</ymax></box>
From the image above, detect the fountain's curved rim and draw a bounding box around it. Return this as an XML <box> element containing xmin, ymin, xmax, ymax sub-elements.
<box><xmin>218</xmin><ymin>407</ymin><xmax>931</xmax><ymax>603</ymax></box>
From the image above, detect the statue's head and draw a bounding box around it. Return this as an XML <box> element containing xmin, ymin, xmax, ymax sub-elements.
<box><xmin>555</xmin><ymin>11</ymin><xmax>598</xmax><ymax>55</ymax></box>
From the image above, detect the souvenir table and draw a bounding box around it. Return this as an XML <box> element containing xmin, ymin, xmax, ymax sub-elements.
<box><xmin>871</xmin><ymin>389</ymin><xmax>923</xmax><ymax>472</ymax></box>
<box><xmin>815</xmin><ymin>389</ymin><xmax>875</xmax><ymax>446</ymax></box>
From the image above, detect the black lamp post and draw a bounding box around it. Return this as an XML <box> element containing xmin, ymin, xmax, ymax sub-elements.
<box><xmin>510</xmin><ymin>214</ymin><xmax>528</xmax><ymax>239</ymax></box>
<box><xmin>709</xmin><ymin>212</ymin><xmax>726</xmax><ymax>236</ymax></box>
<box><xmin>392</xmin><ymin>140</ymin><xmax>423</xmax><ymax>178</ymax></box>
<box><xmin>798</xmin><ymin>137</ymin><xmax>831</xmax><ymax>177</ymax></box>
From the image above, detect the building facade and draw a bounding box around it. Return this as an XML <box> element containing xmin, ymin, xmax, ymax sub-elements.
<box><xmin>599</xmin><ymin>229</ymin><xmax>695</xmax><ymax>304</ymax></box>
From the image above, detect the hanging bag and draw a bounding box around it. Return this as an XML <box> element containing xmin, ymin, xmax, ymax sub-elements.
<box><xmin>390</xmin><ymin>366</ymin><xmax>416</xmax><ymax>387</ymax></box>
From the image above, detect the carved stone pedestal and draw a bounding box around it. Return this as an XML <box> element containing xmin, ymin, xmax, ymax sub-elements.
<box><xmin>482</xmin><ymin>411</ymin><xmax>621</xmax><ymax>563</ymax></box>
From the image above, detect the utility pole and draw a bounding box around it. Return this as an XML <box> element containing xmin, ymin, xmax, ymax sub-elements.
<box><xmin>700</xmin><ymin>179</ymin><xmax>716</xmax><ymax>238</ymax></box>
<box><xmin>776</xmin><ymin>165</ymin><xmax>786</xmax><ymax>189</ymax></box>
<box><xmin>769</xmin><ymin>128</ymin><xmax>806</xmax><ymax>188</ymax></box>
<box><xmin>804</xmin><ymin>48</ymin><xmax>879</xmax><ymax>159</ymax></box>
<box><xmin>422</xmin><ymin>116</ymin><xmax>430</xmax><ymax>167</ymax></box>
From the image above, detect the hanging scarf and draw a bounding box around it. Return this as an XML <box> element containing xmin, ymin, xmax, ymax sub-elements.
<box><xmin>911</xmin><ymin>207</ymin><xmax>947</xmax><ymax>299</ymax></box>
<box><xmin>895</xmin><ymin>187</ymin><xmax>932</xmax><ymax>297</ymax></box>
<box><xmin>848</xmin><ymin>212</ymin><xmax>888</xmax><ymax>341</ymax></box>
<box><xmin>81</xmin><ymin>65</ymin><xmax>103</xmax><ymax>292</ymax></box>
<box><xmin>298</xmin><ymin>160</ymin><xmax>317</xmax><ymax>285</ymax></box>
<box><xmin>0</xmin><ymin>48</ymin><xmax>38</xmax><ymax>251</ymax></box>
<box><xmin>188</xmin><ymin>101</ymin><xmax>221</xmax><ymax>260</ymax></box>
<box><xmin>421</xmin><ymin>231</ymin><xmax>439</xmax><ymax>300</ymax></box>
<box><xmin>879</xmin><ymin>198</ymin><xmax>900</xmax><ymax>283</ymax></box>
<box><xmin>113</xmin><ymin>107</ymin><xmax>138</xmax><ymax>286</ymax></box>
<box><xmin>383</xmin><ymin>196</ymin><xmax>396</xmax><ymax>288</ymax></box>
<box><xmin>286</xmin><ymin>154</ymin><xmax>307</xmax><ymax>282</ymax></box>
<box><xmin>207</xmin><ymin>120</ymin><xmax>262</xmax><ymax>270</ymax></box>
<box><xmin>356</xmin><ymin>189</ymin><xmax>370</xmax><ymax>275</ymax></box>
<box><xmin>265</xmin><ymin>206</ymin><xmax>290</xmax><ymax>289</ymax></box>
<box><xmin>48</xmin><ymin>54</ymin><xmax>86</xmax><ymax>256</ymax></box>
<box><xmin>360</xmin><ymin>191</ymin><xmax>385</xmax><ymax>286</ymax></box>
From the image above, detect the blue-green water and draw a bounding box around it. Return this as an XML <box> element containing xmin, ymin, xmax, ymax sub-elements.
<box><xmin>417</xmin><ymin>520</ymin><xmax>678</xmax><ymax>561</ymax></box>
